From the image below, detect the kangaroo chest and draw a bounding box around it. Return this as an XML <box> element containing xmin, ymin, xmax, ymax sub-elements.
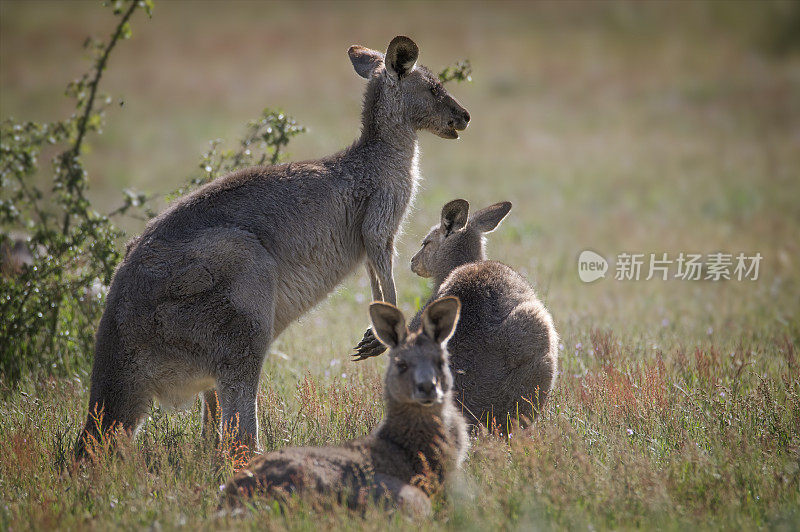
<box><xmin>271</xmin><ymin>146</ymin><xmax>419</xmax><ymax>333</ymax></box>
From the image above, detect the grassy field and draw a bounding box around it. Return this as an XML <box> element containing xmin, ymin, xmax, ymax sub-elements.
<box><xmin>1</xmin><ymin>1</ymin><xmax>799</xmax><ymax>529</ymax></box>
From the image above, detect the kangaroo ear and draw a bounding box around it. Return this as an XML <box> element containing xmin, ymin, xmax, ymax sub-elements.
<box><xmin>469</xmin><ymin>202</ymin><xmax>512</xmax><ymax>233</ymax></box>
<box><xmin>421</xmin><ymin>296</ymin><xmax>461</xmax><ymax>345</ymax></box>
<box><xmin>369</xmin><ymin>302</ymin><xmax>408</xmax><ymax>348</ymax></box>
<box><xmin>349</xmin><ymin>45</ymin><xmax>384</xmax><ymax>79</ymax></box>
<box><xmin>441</xmin><ymin>199</ymin><xmax>469</xmax><ymax>235</ymax></box>
<box><xmin>385</xmin><ymin>36</ymin><xmax>418</xmax><ymax>80</ymax></box>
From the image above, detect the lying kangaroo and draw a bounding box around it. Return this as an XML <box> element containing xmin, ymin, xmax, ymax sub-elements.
<box><xmin>222</xmin><ymin>297</ymin><xmax>468</xmax><ymax>517</ymax></box>
<box><xmin>76</xmin><ymin>36</ymin><xmax>470</xmax><ymax>457</ymax></box>
<box><xmin>355</xmin><ymin>200</ymin><xmax>558</xmax><ymax>432</ymax></box>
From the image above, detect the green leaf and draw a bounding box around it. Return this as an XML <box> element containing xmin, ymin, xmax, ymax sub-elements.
<box><xmin>120</xmin><ymin>21</ymin><xmax>132</xmax><ymax>40</ymax></box>
<box><xmin>142</xmin><ymin>0</ymin><xmax>155</xmax><ymax>17</ymax></box>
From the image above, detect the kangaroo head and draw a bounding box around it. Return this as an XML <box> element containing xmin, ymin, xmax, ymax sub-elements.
<box><xmin>411</xmin><ymin>199</ymin><xmax>512</xmax><ymax>280</ymax></box>
<box><xmin>348</xmin><ymin>36</ymin><xmax>470</xmax><ymax>140</ymax></box>
<box><xmin>369</xmin><ymin>297</ymin><xmax>460</xmax><ymax>408</ymax></box>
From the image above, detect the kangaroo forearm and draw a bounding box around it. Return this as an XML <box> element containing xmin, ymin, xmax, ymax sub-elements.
<box><xmin>365</xmin><ymin>242</ymin><xmax>395</xmax><ymax>304</ymax></box>
<box><xmin>379</xmin><ymin>275</ymin><xmax>397</xmax><ymax>305</ymax></box>
<box><xmin>374</xmin><ymin>253</ymin><xmax>396</xmax><ymax>304</ymax></box>
<box><xmin>366</xmin><ymin>262</ymin><xmax>383</xmax><ymax>301</ymax></box>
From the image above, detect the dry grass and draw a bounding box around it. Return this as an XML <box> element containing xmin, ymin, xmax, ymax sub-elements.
<box><xmin>1</xmin><ymin>0</ymin><xmax>799</xmax><ymax>529</ymax></box>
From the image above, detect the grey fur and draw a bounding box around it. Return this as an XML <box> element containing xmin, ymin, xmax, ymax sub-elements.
<box><xmin>356</xmin><ymin>200</ymin><xmax>559</xmax><ymax>432</ymax></box>
<box><xmin>221</xmin><ymin>298</ymin><xmax>468</xmax><ymax>517</ymax></box>
<box><xmin>75</xmin><ymin>36</ymin><xmax>470</xmax><ymax>457</ymax></box>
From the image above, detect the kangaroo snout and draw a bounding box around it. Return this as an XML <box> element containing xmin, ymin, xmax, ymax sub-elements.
<box><xmin>412</xmin><ymin>367</ymin><xmax>441</xmax><ymax>405</ymax></box>
<box><xmin>410</xmin><ymin>253</ymin><xmax>426</xmax><ymax>277</ymax></box>
<box><xmin>449</xmin><ymin>102</ymin><xmax>470</xmax><ymax>131</ymax></box>
<box><xmin>454</xmin><ymin>108</ymin><xmax>470</xmax><ymax>129</ymax></box>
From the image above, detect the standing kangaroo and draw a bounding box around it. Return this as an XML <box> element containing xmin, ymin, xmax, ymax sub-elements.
<box><xmin>222</xmin><ymin>297</ymin><xmax>467</xmax><ymax>517</ymax></box>
<box><xmin>355</xmin><ymin>200</ymin><xmax>558</xmax><ymax>432</ymax></box>
<box><xmin>76</xmin><ymin>36</ymin><xmax>470</xmax><ymax>457</ymax></box>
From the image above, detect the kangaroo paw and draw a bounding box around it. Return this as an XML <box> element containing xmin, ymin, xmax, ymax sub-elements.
<box><xmin>352</xmin><ymin>328</ymin><xmax>387</xmax><ymax>361</ymax></box>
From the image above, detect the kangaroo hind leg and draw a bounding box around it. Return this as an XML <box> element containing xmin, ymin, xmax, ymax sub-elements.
<box><xmin>203</xmin><ymin>230</ymin><xmax>276</xmax><ymax>451</ymax></box>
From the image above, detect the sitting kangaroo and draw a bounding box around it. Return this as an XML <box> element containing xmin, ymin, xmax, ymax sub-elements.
<box><xmin>222</xmin><ymin>297</ymin><xmax>468</xmax><ymax>517</ymax></box>
<box><xmin>355</xmin><ymin>200</ymin><xmax>558</xmax><ymax>432</ymax></box>
<box><xmin>75</xmin><ymin>36</ymin><xmax>470</xmax><ymax>457</ymax></box>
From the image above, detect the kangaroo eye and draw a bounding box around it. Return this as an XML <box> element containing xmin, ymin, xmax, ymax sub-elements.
<box><xmin>396</xmin><ymin>360</ymin><xmax>409</xmax><ymax>373</ymax></box>
<box><xmin>429</xmin><ymin>86</ymin><xmax>438</xmax><ymax>96</ymax></box>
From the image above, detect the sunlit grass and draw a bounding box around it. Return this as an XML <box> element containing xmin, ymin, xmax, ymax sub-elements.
<box><xmin>1</xmin><ymin>331</ymin><xmax>797</xmax><ymax>529</ymax></box>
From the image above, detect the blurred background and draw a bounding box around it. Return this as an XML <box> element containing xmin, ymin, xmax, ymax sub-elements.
<box><xmin>1</xmin><ymin>0</ymin><xmax>798</xmax><ymax>369</ymax></box>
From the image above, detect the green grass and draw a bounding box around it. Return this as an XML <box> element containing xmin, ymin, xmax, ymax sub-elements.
<box><xmin>1</xmin><ymin>1</ymin><xmax>799</xmax><ymax>529</ymax></box>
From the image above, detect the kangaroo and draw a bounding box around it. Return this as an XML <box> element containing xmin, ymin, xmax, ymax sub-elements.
<box><xmin>75</xmin><ymin>36</ymin><xmax>470</xmax><ymax>458</ymax></box>
<box><xmin>355</xmin><ymin>200</ymin><xmax>558</xmax><ymax>432</ymax></box>
<box><xmin>222</xmin><ymin>297</ymin><xmax>468</xmax><ymax>517</ymax></box>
